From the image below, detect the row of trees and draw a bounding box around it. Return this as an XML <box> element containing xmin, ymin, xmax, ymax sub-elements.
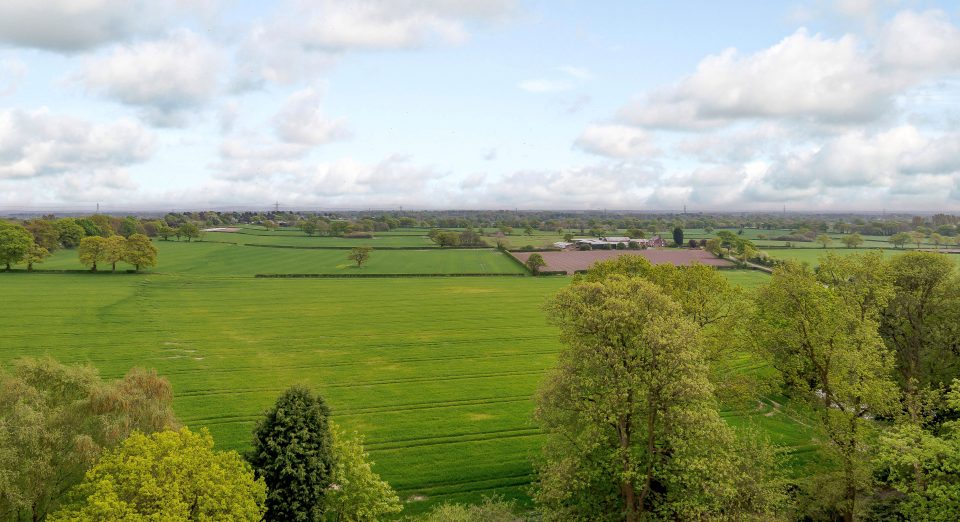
<box><xmin>531</xmin><ymin>251</ymin><xmax>960</xmax><ymax>520</ymax></box>
<box><xmin>78</xmin><ymin>234</ymin><xmax>158</xmax><ymax>272</ymax></box>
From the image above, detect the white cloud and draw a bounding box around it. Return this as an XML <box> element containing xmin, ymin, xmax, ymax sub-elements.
<box><xmin>273</xmin><ymin>87</ymin><xmax>350</xmax><ymax>145</ymax></box>
<box><xmin>0</xmin><ymin>108</ymin><xmax>153</xmax><ymax>179</ymax></box>
<box><xmin>233</xmin><ymin>0</ymin><xmax>517</xmax><ymax>89</ymax></box>
<box><xmin>575</xmin><ymin>124</ymin><xmax>659</xmax><ymax>159</ymax></box>
<box><xmin>878</xmin><ymin>10</ymin><xmax>960</xmax><ymax>75</ymax></box>
<box><xmin>77</xmin><ymin>30</ymin><xmax>224</xmax><ymax>126</ymax></box>
<box><xmin>558</xmin><ymin>65</ymin><xmax>592</xmax><ymax>80</ymax></box>
<box><xmin>620</xmin><ymin>29</ymin><xmax>894</xmax><ymax>129</ymax></box>
<box><xmin>0</xmin><ymin>0</ymin><xmax>213</xmax><ymax>52</ymax></box>
<box><xmin>518</xmin><ymin>79</ymin><xmax>571</xmax><ymax>93</ymax></box>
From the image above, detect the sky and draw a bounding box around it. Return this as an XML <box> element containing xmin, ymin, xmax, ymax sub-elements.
<box><xmin>1</xmin><ymin>0</ymin><xmax>959</xmax><ymax>212</ymax></box>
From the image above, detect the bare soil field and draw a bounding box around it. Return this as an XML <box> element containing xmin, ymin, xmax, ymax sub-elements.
<box><xmin>511</xmin><ymin>249</ymin><xmax>733</xmax><ymax>274</ymax></box>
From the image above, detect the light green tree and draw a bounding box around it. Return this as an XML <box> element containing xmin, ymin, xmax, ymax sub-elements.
<box><xmin>752</xmin><ymin>261</ymin><xmax>899</xmax><ymax>521</ymax></box>
<box><xmin>104</xmin><ymin>235</ymin><xmax>127</xmax><ymax>272</ymax></box>
<box><xmin>841</xmin><ymin>232</ymin><xmax>864</xmax><ymax>248</ymax></box>
<box><xmin>50</xmin><ymin>428</ymin><xmax>265</xmax><ymax>522</ymax></box>
<box><xmin>124</xmin><ymin>234</ymin><xmax>158</xmax><ymax>272</ymax></box>
<box><xmin>0</xmin><ymin>222</ymin><xmax>33</xmax><ymax>270</ymax></box>
<box><xmin>178</xmin><ymin>222</ymin><xmax>200</xmax><ymax>242</ymax></box>
<box><xmin>525</xmin><ymin>253</ymin><xmax>546</xmax><ymax>274</ymax></box>
<box><xmin>54</xmin><ymin>219</ymin><xmax>85</xmax><ymax>248</ymax></box>
<box><xmin>889</xmin><ymin>232</ymin><xmax>911</xmax><ymax>249</ymax></box>
<box><xmin>910</xmin><ymin>231</ymin><xmax>926</xmax><ymax>249</ymax></box>
<box><xmin>78</xmin><ymin>236</ymin><xmax>109</xmax><ymax>271</ymax></box>
<box><xmin>0</xmin><ymin>358</ymin><xmax>178</xmax><ymax>521</ymax></box>
<box><xmin>324</xmin><ymin>423</ymin><xmax>402</xmax><ymax>521</ymax></box>
<box><xmin>416</xmin><ymin>496</ymin><xmax>524</xmax><ymax>522</ymax></box>
<box><xmin>816</xmin><ymin>234</ymin><xmax>833</xmax><ymax>248</ymax></box>
<box><xmin>536</xmin><ymin>276</ymin><xmax>786</xmax><ymax>521</ymax></box>
<box><xmin>25</xmin><ymin>243</ymin><xmax>50</xmax><ymax>271</ymax></box>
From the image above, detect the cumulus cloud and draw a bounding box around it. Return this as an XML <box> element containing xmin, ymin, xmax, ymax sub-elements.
<box><xmin>0</xmin><ymin>0</ymin><xmax>211</xmax><ymax>52</ymax></box>
<box><xmin>77</xmin><ymin>30</ymin><xmax>224</xmax><ymax>126</ymax></box>
<box><xmin>233</xmin><ymin>0</ymin><xmax>517</xmax><ymax>89</ymax></box>
<box><xmin>0</xmin><ymin>108</ymin><xmax>154</xmax><ymax>179</ymax></box>
<box><xmin>272</xmin><ymin>87</ymin><xmax>350</xmax><ymax>145</ymax></box>
<box><xmin>878</xmin><ymin>9</ymin><xmax>960</xmax><ymax>75</ymax></box>
<box><xmin>575</xmin><ymin>124</ymin><xmax>659</xmax><ymax>159</ymax></box>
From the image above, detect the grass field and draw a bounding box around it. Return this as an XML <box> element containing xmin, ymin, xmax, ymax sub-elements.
<box><xmin>204</xmin><ymin>227</ymin><xmax>438</xmax><ymax>248</ymax></box>
<box><xmin>762</xmin><ymin>247</ymin><xmax>960</xmax><ymax>268</ymax></box>
<box><xmin>30</xmin><ymin>240</ymin><xmax>526</xmax><ymax>276</ymax></box>
<box><xmin>0</xmin><ymin>272</ymin><xmax>811</xmax><ymax>514</ymax></box>
<box><xmin>1</xmin><ymin>232</ymin><xmax>821</xmax><ymax>516</ymax></box>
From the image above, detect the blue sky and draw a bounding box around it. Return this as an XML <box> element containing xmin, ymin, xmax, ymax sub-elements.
<box><xmin>1</xmin><ymin>0</ymin><xmax>959</xmax><ymax>211</ymax></box>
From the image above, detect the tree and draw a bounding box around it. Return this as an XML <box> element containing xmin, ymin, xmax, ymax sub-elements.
<box><xmin>301</xmin><ymin>219</ymin><xmax>318</xmax><ymax>236</ymax></box>
<box><xmin>155</xmin><ymin>221</ymin><xmax>174</xmax><ymax>241</ymax></box>
<box><xmin>536</xmin><ymin>276</ymin><xmax>785</xmax><ymax>521</ymax></box>
<box><xmin>930</xmin><ymin>232</ymin><xmax>945</xmax><ymax>249</ymax></box>
<box><xmin>348</xmin><ymin>246</ymin><xmax>372</xmax><ymax>267</ymax></box>
<box><xmin>324</xmin><ymin>424</ymin><xmax>402</xmax><ymax>521</ymax></box>
<box><xmin>911</xmin><ymin>231</ymin><xmax>926</xmax><ymax>249</ymax></box>
<box><xmin>889</xmin><ymin>232</ymin><xmax>911</xmax><ymax>249</ymax></box>
<box><xmin>672</xmin><ymin>226</ymin><xmax>683</xmax><ymax>247</ymax></box>
<box><xmin>50</xmin><ymin>428</ymin><xmax>265</xmax><ymax>522</ymax></box>
<box><xmin>525</xmin><ymin>253</ymin><xmax>546</xmax><ymax>275</ymax></box>
<box><xmin>104</xmin><ymin>235</ymin><xmax>128</xmax><ymax>272</ymax></box>
<box><xmin>26</xmin><ymin>220</ymin><xmax>60</xmax><ymax>251</ymax></box>
<box><xmin>54</xmin><ymin>219</ymin><xmax>85</xmax><ymax>248</ymax></box>
<box><xmin>418</xmin><ymin>497</ymin><xmax>524</xmax><ymax>522</ymax></box>
<box><xmin>125</xmin><ymin>234</ymin><xmax>158</xmax><ymax>272</ymax></box>
<box><xmin>880</xmin><ymin>252</ymin><xmax>960</xmax><ymax>423</ymax></box>
<box><xmin>434</xmin><ymin>231</ymin><xmax>461</xmax><ymax>248</ymax></box>
<box><xmin>841</xmin><ymin>232</ymin><xmax>864</xmax><ymax>248</ymax></box>
<box><xmin>0</xmin><ymin>222</ymin><xmax>33</xmax><ymax>270</ymax></box>
<box><xmin>78</xmin><ymin>236</ymin><xmax>109</xmax><ymax>271</ymax></box>
<box><xmin>248</xmin><ymin>386</ymin><xmax>334</xmax><ymax>522</ymax></box>
<box><xmin>874</xmin><ymin>379</ymin><xmax>960</xmax><ymax>521</ymax></box>
<box><xmin>118</xmin><ymin>217</ymin><xmax>140</xmax><ymax>238</ymax></box>
<box><xmin>179</xmin><ymin>222</ymin><xmax>200</xmax><ymax>242</ymax></box>
<box><xmin>816</xmin><ymin>233</ymin><xmax>833</xmax><ymax>248</ymax></box>
<box><xmin>752</xmin><ymin>261</ymin><xmax>899</xmax><ymax>521</ymax></box>
<box><xmin>25</xmin><ymin>243</ymin><xmax>50</xmax><ymax>271</ymax></box>
<box><xmin>0</xmin><ymin>358</ymin><xmax>178</xmax><ymax>521</ymax></box>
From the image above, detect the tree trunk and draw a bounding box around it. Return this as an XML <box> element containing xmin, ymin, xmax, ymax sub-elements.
<box><xmin>112</xmin><ymin>261</ymin><xmax>117</xmax><ymax>272</ymax></box>
<box><xmin>618</xmin><ymin>414</ymin><xmax>637</xmax><ymax>522</ymax></box>
<box><xmin>91</xmin><ymin>262</ymin><xmax>97</xmax><ymax>272</ymax></box>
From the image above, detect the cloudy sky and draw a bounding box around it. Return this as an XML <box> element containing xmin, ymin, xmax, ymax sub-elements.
<box><xmin>1</xmin><ymin>0</ymin><xmax>959</xmax><ymax>211</ymax></box>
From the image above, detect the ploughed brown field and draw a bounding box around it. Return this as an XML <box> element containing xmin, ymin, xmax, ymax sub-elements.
<box><xmin>511</xmin><ymin>249</ymin><xmax>733</xmax><ymax>274</ymax></box>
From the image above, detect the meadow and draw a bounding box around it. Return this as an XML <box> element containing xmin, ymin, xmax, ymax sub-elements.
<box><xmin>3</xmin><ymin>234</ymin><xmax>836</xmax><ymax>515</ymax></box>
<box><xmin>203</xmin><ymin>226</ymin><xmax>439</xmax><ymax>248</ymax></box>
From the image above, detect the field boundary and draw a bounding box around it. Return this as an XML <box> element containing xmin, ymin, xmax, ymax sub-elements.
<box><xmin>240</xmin><ymin>243</ymin><xmax>491</xmax><ymax>251</ymax></box>
<box><xmin>254</xmin><ymin>272</ymin><xmax>528</xmax><ymax>278</ymax></box>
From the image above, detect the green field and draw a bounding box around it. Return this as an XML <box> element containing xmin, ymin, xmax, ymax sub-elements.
<box><xmin>204</xmin><ymin>227</ymin><xmax>438</xmax><ymax>248</ymax></box>
<box><xmin>762</xmin><ymin>247</ymin><xmax>960</xmax><ymax>268</ymax></box>
<box><xmin>31</xmin><ymin>240</ymin><xmax>526</xmax><ymax>276</ymax></box>
<box><xmin>1</xmin><ymin>233</ymin><xmax>818</xmax><ymax>515</ymax></box>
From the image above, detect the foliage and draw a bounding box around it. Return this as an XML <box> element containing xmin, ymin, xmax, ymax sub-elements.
<box><xmin>26</xmin><ymin>220</ymin><xmax>60</xmax><ymax>251</ymax></box>
<box><xmin>672</xmin><ymin>226</ymin><xmax>683</xmax><ymax>246</ymax></box>
<box><xmin>525</xmin><ymin>253</ymin><xmax>546</xmax><ymax>274</ymax></box>
<box><xmin>178</xmin><ymin>222</ymin><xmax>200</xmax><ymax>242</ymax></box>
<box><xmin>348</xmin><ymin>246</ymin><xmax>372</xmax><ymax>267</ymax></box>
<box><xmin>124</xmin><ymin>234</ymin><xmax>158</xmax><ymax>271</ymax></box>
<box><xmin>816</xmin><ymin>234</ymin><xmax>832</xmax><ymax>248</ymax></box>
<box><xmin>414</xmin><ymin>496</ymin><xmax>524</xmax><ymax>522</ymax></box>
<box><xmin>25</xmin><ymin>243</ymin><xmax>50</xmax><ymax>271</ymax></box>
<box><xmin>50</xmin><ymin>428</ymin><xmax>265</xmax><ymax>522</ymax></box>
<box><xmin>841</xmin><ymin>233</ymin><xmax>864</xmax><ymax>248</ymax></box>
<box><xmin>248</xmin><ymin>386</ymin><xmax>334</xmax><ymax>521</ymax></box>
<box><xmin>0</xmin><ymin>221</ymin><xmax>32</xmax><ymax>270</ymax></box>
<box><xmin>888</xmin><ymin>232</ymin><xmax>911</xmax><ymax>248</ymax></box>
<box><xmin>155</xmin><ymin>222</ymin><xmax>174</xmax><ymax>241</ymax></box>
<box><xmin>752</xmin><ymin>261</ymin><xmax>899</xmax><ymax>520</ymax></box>
<box><xmin>536</xmin><ymin>276</ymin><xmax>786</xmax><ymax>521</ymax></box>
<box><xmin>0</xmin><ymin>358</ymin><xmax>178</xmax><ymax>521</ymax></box>
<box><xmin>324</xmin><ymin>423</ymin><xmax>402</xmax><ymax>521</ymax></box>
<box><xmin>53</xmin><ymin>219</ymin><xmax>85</xmax><ymax>248</ymax></box>
<box><xmin>78</xmin><ymin>236</ymin><xmax>109</xmax><ymax>271</ymax></box>
<box><xmin>104</xmin><ymin>235</ymin><xmax>127</xmax><ymax>272</ymax></box>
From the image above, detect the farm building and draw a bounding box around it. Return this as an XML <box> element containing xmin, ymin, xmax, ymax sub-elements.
<box><xmin>572</xmin><ymin>235</ymin><xmax>666</xmax><ymax>248</ymax></box>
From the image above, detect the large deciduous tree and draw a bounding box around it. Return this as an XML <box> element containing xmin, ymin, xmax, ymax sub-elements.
<box><xmin>753</xmin><ymin>261</ymin><xmax>899</xmax><ymax>521</ymax></box>
<box><xmin>124</xmin><ymin>234</ymin><xmax>158</xmax><ymax>272</ymax></box>
<box><xmin>536</xmin><ymin>276</ymin><xmax>785</xmax><ymax>521</ymax></box>
<box><xmin>0</xmin><ymin>222</ymin><xmax>32</xmax><ymax>270</ymax></box>
<box><xmin>525</xmin><ymin>253</ymin><xmax>546</xmax><ymax>275</ymax></box>
<box><xmin>78</xmin><ymin>236</ymin><xmax>108</xmax><ymax>271</ymax></box>
<box><xmin>49</xmin><ymin>428</ymin><xmax>265</xmax><ymax>522</ymax></box>
<box><xmin>0</xmin><ymin>358</ymin><xmax>178</xmax><ymax>521</ymax></box>
<box><xmin>53</xmin><ymin>219</ymin><xmax>85</xmax><ymax>248</ymax></box>
<box><xmin>348</xmin><ymin>246</ymin><xmax>372</xmax><ymax>267</ymax></box>
<box><xmin>248</xmin><ymin>386</ymin><xmax>335</xmax><ymax>521</ymax></box>
<box><xmin>104</xmin><ymin>235</ymin><xmax>128</xmax><ymax>272</ymax></box>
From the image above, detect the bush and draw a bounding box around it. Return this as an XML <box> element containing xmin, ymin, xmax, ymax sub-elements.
<box><xmin>343</xmin><ymin>232</ymin><xmax>373</xmax><ymax>239</ymax></box>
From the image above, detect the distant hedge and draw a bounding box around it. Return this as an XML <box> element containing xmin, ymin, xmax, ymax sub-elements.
<box><xmin>254</xmin><ymin>273</ymin><xmax>528</xmax><ymax>278</ymax></box>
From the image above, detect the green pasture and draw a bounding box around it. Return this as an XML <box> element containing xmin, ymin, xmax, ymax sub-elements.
<box><xmin>203</xmin><ymin>227</ymin><xmax>437</xmax><ymax>248</ymax></box>
<box><xmin>29</xmin><ymin>240</ymin><xmax>525</xmax><ymax>276</ymax></box>
<box><xmin>762</xmin><ymin>247</ymin><xmax>960</xmax><ymax>268</ymax></box>
<box><xmin>0</xmin><ymin>263</ymin><xmax>814</xmax><ymax>514</ymax></box>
